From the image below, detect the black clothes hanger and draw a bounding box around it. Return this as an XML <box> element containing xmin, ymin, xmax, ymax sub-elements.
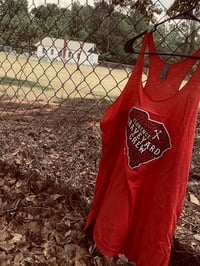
<box><xmin>124</xmin><ymin>6</ymin><xmax>200</xmax><ymax>59</ymax></box>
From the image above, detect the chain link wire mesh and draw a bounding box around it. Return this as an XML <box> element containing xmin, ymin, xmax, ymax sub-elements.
<box><xmin>0</xmin><ymin>0</ymin><xmax>199</xmax><ymax>265</ymax></box>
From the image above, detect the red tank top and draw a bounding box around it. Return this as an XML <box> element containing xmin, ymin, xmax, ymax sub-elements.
<box><xmin>85</xmin><ymin>33</ymin><xmax>200</xmax><ymax>266</ymax></box>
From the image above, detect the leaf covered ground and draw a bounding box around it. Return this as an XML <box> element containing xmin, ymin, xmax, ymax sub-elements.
<box><xmin>0</xmin><ymin>98</ymin><xmax>199</xmax><ymax>266</ymax></box>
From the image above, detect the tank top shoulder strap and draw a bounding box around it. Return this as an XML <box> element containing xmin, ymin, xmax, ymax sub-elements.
<box><xmin>133</xmin><ymin>32</ymin><xmax>155</xmax><ymax>72</ymax></box>
<box><xmin>139</xmin><ymin>32</ymin><xmax>155</xmax><ymax>54</ymax></box>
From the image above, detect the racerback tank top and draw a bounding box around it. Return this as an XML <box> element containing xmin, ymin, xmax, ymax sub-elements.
<box><xmin>85</xmin><ymin>32</ymin><xmax>200</xmax><ymax>266</ymax></box>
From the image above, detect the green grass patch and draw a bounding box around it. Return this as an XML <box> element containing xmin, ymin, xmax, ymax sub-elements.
<box><xmin>0</xmin><ymin>53</ymin><xmax>129</xmax><ymax>102</ymax></box>
<box><xmin>0</xmin><ymin>76</ymin><xmax>53</xmax><ymax>91</ymax></box>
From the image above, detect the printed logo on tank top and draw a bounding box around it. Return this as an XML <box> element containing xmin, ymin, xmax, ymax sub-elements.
<box><xmin>126</xmin><ymin>107</ymin><xmax>172</xmax><ymax>168</ymax></box>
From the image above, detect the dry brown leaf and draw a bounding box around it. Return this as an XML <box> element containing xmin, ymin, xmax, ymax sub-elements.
<box><xmin>189</xmin><ymin>193</ymin><xmax>200</xmax><ymax>205</ymax></box>
<box><xmin>20</xmin><ymin>256</ymin><xmax>35</xmax><ymax>265</ymax></box>
<box><xmin>0</xmin><ymin>230</ymin><xmax>9</xmax><ymax>242</ymax></box>
<box><xmin>47</xmin><ymin>257</ymin><xmax>59</xmax><ymax>266</ymax></box>
<box><xmin>41</xmin><ymin>223</ymin><xmax>51</xmax><ymax>241</ymax></box>
<box><xmin>10</xmin><ymin>233</ymin><xmax>23</xmax><ymax>243</ymax></box>
<box><xmin>0</xmin><ymin>241</ymin><xmax>15</xmax><ymax>252</ymax></box>
<box><xmin>14</xmin><ymin>252</ymin><xmax>24</xmax><ymax>266</ymax></box>
<box><xmin>0</xmin><ymin>179</ymin><xmax>5</xmax><ymax>186</ymax></box>
<box><xmin>55</xmin><ymin>220</ymin><xmax>71</xmax><ymax>232</ymax></box>
<box><xmin>93</xmin><ymin>256</ymin><xmax>102</xmax><ymax>266</ymax></box>
<box><xmin>194</xmin><ymin>234</ymin><xmax>200</xmax><ymax>242</ymax></box>
<box><xmin>43</xmin><ymin>240</ymin><xmax>56</xmax><ymax>259</ymax></box>
<box><xmin>25</xmin><ymin>195</ymin><xmax>37</xmax><ymax>203</ymax></box>
<box><xmin>75</xmin><ymin>246</ymin><xmax>88</xmax><ymax>266</ymax></box>
<box><xmin>0</xmin><ymin>252</ymin><xmax>7</xmax><ymax>266</ymax></box>
<box><xmin>51</xmin><ymin>193</ymin><xmax>63</xmax><ymax>201</ymax></box>
<box><xmin>64</xmin><ymin>243</ymin><xmax>76</xmax><ymax>259</ymax></box>
<box><xmin>118</xmin><ymin>254</ymin><xmax>129</xmax><ymax>263</ymax></box>
<box><xmin>27</xmin><ymin>221</ymin><xmax>42</xmax><ymax>232</ymax></box>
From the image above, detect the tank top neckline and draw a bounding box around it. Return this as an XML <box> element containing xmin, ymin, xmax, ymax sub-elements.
<box><xmin>138</xmin><ymin>32</ymin><xmax>200</xmax><ymax>104</ymax></box>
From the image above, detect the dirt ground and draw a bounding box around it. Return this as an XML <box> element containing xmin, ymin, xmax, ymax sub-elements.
<box><xmin>0</xmin><ymin>97</ymin><xmax>199</xmax><ymax>266</ymax></box>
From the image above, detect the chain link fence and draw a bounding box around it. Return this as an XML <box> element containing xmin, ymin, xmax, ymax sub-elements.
<box><xmin>0</xmin><ymin>0</ymin><xmax>199</xmax><ymax>265</ymax></box>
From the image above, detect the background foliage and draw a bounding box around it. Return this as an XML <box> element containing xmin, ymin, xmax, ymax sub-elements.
<box><xmin>1</xmin><ymin>0</ymin><xmax>200</xmax><ymax>64</ymax></box>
